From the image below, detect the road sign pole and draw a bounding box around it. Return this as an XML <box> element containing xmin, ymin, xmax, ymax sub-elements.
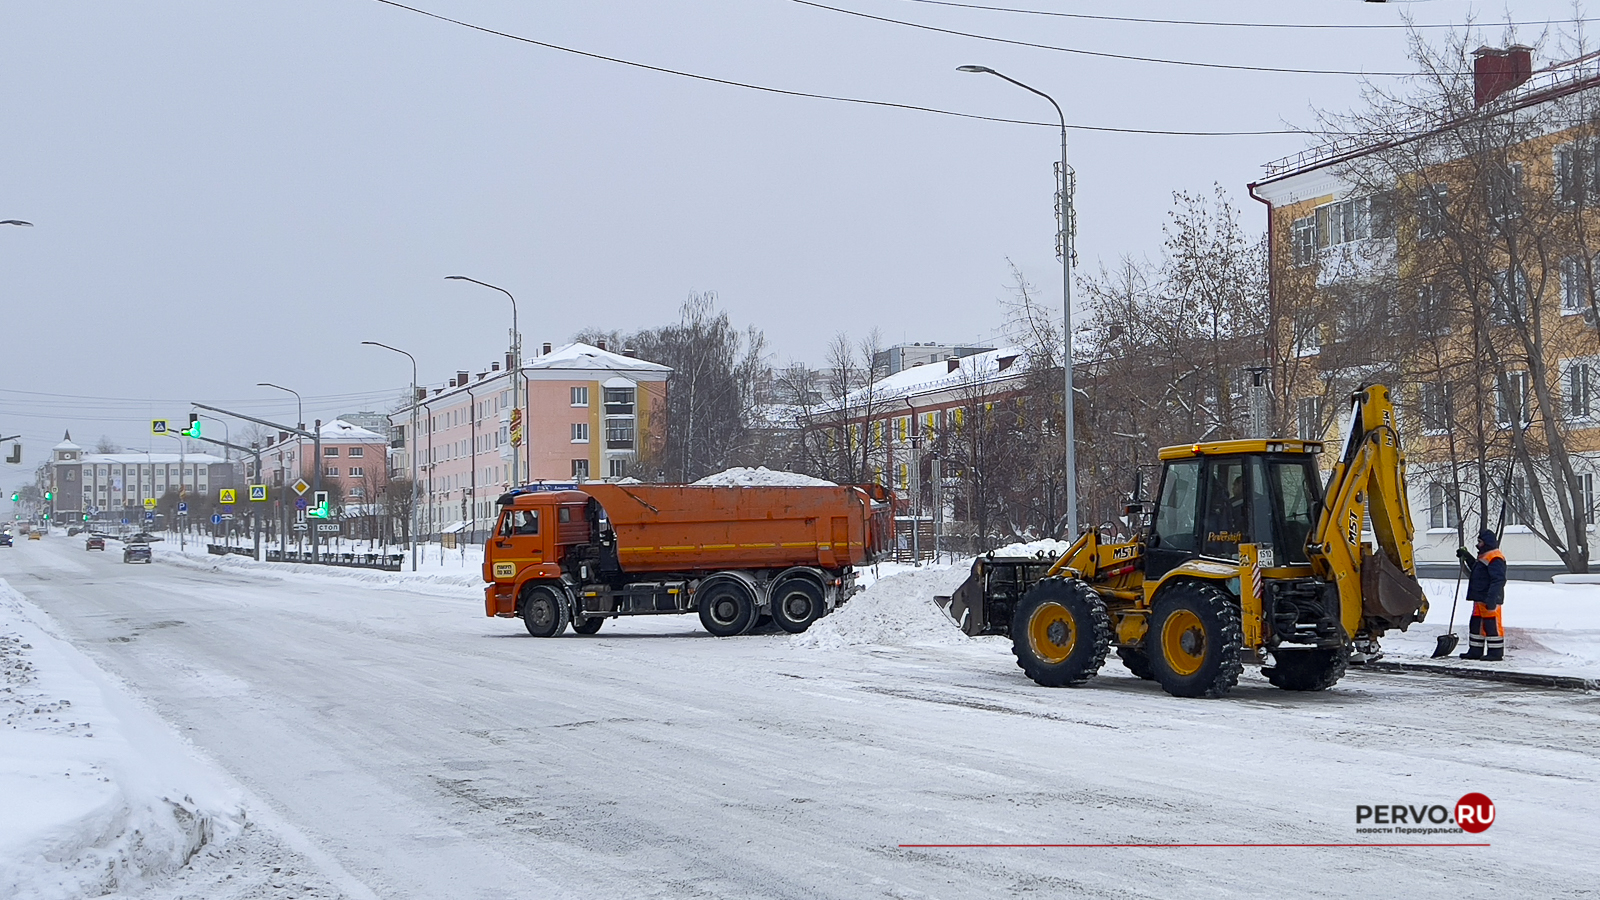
<box><xmin>312</xmin><ymin>419</ymin><xmax>321</xmax><ymax>565</ymax></box>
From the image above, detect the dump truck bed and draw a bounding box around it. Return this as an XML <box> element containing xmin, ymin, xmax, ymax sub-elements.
<box><xmin>579</xmin><ymin>483</ymin><xmax>892</xmax><ymax>573</ymax></box>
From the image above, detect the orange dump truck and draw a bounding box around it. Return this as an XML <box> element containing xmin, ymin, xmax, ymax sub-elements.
<box><xmin>483</xmin><ymin>482</ymin><xmax>895</xmax><ymax>637</ymax></box>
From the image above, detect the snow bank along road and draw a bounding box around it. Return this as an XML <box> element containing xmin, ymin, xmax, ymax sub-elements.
<box><xmin>4</xmin><ymin>539</ymin><xmax>1597</xmax><ymax>899</ymax></box>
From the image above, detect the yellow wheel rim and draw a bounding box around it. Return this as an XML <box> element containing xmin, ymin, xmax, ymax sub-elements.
<box><xmin>1160</xmin><ymin>609</ymin><xmax>1207</xmax><ymax>677</ymax></box>
<box><xmin>1028</xmin><ymin>601</ymin><xmax>1078</xmax><ymax>664</ymax></box>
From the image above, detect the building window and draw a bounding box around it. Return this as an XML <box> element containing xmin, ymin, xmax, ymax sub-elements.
<box><xmin>1428</xmin><ymin>483</ymin><xmax>1461</xmax><ymax>530</ymax></box>
<box><xmin>1292</xmin><ymin>215</ymin><xmax>1317</xmax><ymax>266</ymax></box>
<box><xmin>1293</xmin><ymin>313</ymin><xmax>1321</xmax><ymax>356</ymax></box>
<box><xmin>571</xmin><ymin>422</ymin><xmax>590</xmax><ymax>443</ymax></box>
<box><xmin>1297</xmin><ymin>396</ymin><xmax>1324</xmax><ymax>442</ymax></box>
<box><xmin>1554</xmin><ymin>141</ymin><xmax>1598</xmax><ymax>205</ymax></box>
<box><xmin>608</xmin><ymin>458</ymin><xmax>627</xmax><ymax>478</ymax></box>
<box><xmin>1503</xmin><ymin>476</ymin><xmax>1532</xmax><ymax>526</ymax></box>
<box><xmin>1561</xmin><ymin>255</ymin><xmax>1596</xmax><ymax>315</ymax></box>
<box><xmin>605</xmin><ymin>418</ymin><xmax>635</xmax><ymax>449</ymax></box>
<box><xmin>1565</xmin><ymin>359</ymin><xmax>1598</xmax><ymax>420</ymax></box>
<box><xmin>1584</xmin><ymin>473</ymin><xmax>1597</xmax><ymax>526</ymax></box>
<box><xmin>571</xmin><ymin>458</ymin><xmax>590</xmax><ymax>479</ymax></box>
<box><xmin>1419</xmin><ymin>382</ymin><xmax>1452</xmax><ymax>433</ymax></box>
<box><xmin>1324</xmin><ymin>197</ymin><xmax>1369</xmax><ymax>245</ymax></box>
<box><xmin>349</xmin><ymin>486</ymin><xmax>365</xmax><ymax>499</ymax></box>
<box><xmin>1416</xmin><ymin>282</ymin><xmax>1450</xmax><ymax>336</ymax></box>
<box><xmin>603</xmin><ymin>387</ymin><xmax>635</xmax><ymax>414</ymax></box>
<box><xmin>348</xmin><ymin>466</ymin><xmax>364</xmax><ymax>477</ymax></box>
<box><xmin>325</xmin><ymin>465</ymin><xmax>339</xmax><ymax>477</ymax></box>
<box><xmin>1495</xmin><ymin>372</ymin><xmax>1530</xmax><ymax>426</ymax></box>
<box><xmin>324</xmin><ymin>447</ymin><xmax>339</xmax><ymax>457</ymax></box>
<box><xmin>571</xmin><ymin>386</ymin><xmax>589</xmax><ymax>407</ymax></box>
<box><xmin>1417</xmin><ymin>183</ymin><xmax>1448</xmax><ymax>238</ymax></box>
<box><xmin>348</xmin><ymin>446</ymin><xmax>364</xmax><ymax>458</ymax></box>
<box><xmin>1490</xmin><ymin>268</ymin><xmax>1528</xmax><ymax>325</ymax></box>
<box><xmin>1487</xmin><ymin>162</ymin><xmax>1524</xmax><ymax>222</ymax></box>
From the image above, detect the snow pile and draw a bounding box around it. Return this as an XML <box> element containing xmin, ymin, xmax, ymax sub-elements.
<box><xmin>984</xmin><ymin>538</ymin><xmax>1074</xmax><ymax>559</ymax></box>
<box><xmin>692</xmin><ymin>467</ymin><xmax>835</xmax><ymax>487</ymax></box>
<box><xmin>0</xmin><ymin>579</ymin><xmax>244</xmax><ymax>899</ymax></box>
<box><xmin>152</xmin><ymin>540</ymin><xmax>486</xmax><ymax>597</ymax></box>
<box><xmin>791</xmin><ymin>564</ymin><xmax>973</xmax><ymax>650</ymax></box>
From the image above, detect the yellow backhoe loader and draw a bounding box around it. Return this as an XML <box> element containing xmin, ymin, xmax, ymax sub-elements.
<box><xmin>937</xmin><ymin>384</ymin><xmax>1428</xmax><ymax>698</ymax></box>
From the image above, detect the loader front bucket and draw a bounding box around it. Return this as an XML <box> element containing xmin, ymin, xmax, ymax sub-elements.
<box><xmin>936</xmin><ymin>558</ymin><xmax>990</xmax><ymax>636</ymax></box>
<box><xmin>934</xmin><ymin>556</ymin><xmax>1059</xmax><ymax>637</ymax></box>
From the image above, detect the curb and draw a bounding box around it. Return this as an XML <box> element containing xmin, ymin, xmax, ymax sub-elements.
<box><xmin>1358</xmin><ymin>660</ymin><xmax>1599</xmax><ymax>692</ymax></box>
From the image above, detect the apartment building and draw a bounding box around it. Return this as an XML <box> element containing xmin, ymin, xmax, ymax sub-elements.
<box><xmin>50</xmin><ymin>431</ymin><xmax>236</xmax><ymax>521</ymax></box>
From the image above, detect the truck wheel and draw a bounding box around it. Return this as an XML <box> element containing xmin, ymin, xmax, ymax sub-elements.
<box><xmin>520</xmin><ymin>585</ymin><xmax>569</xmax><ymax>638</ymax></box>
<box><xmin>1116</xmin><ymin>646</ymin><xmax>1155</xmax><ymax>680</ymax></box>
<box><xmin>1264</xmin><ymin>647</ymin><xmax>1346</xmax><ymax>691</ymax></box>
<box><xmin>770</xmin><ymin>578</ymin><xmax>825</xmax><ymax>633</ymax></box>
<box><xmin>1009</xmin><ymin>577</ymin><xmax>1110</xmax><ymax>687</ymax></box>
<box><xmin>697</xmin><ymin>581</ymin><xmax>756</xmax><ymax>637</ymax></box>
<box><xmin>1147</xmin><ymin>581</ymin><xmax>1243</xmax><ymax>699</ymax></box>
<box><xmin>571</xmin><ymin>616</ymin><xmax>605</xmax><ymax>635</ymax></box>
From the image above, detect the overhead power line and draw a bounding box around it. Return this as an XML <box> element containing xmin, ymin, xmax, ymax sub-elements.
<box><xmin>790</xmin><ymin>0</ymin><xmax>1431</xmax><ymax>76</ymax></box>
<box><xmin>889</xmin><ymin>0</ymin><xmax>1589</xmax><ymax>31</ymax></box>
<box><xmin>367</xmin><ymin>0</ymin><xmax>1318</xmax><ymax>136</ymax></box>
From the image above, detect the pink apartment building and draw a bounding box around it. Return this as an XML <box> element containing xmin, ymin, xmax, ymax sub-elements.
<box><xmin>258</xmin><ymin>419</ymin><xmax>392</xmax><ymax>509</ymax></box>
<box><xmin>391</xmin><ymin>341</ymin><xmax>669</xmax><ymax>539</ymax></box>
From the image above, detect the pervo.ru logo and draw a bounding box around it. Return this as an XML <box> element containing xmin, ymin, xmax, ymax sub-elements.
<box><xmin>1355</xmin><ymin>794</ymin><xmax>1495</xmax><ymax>834</ymax></box>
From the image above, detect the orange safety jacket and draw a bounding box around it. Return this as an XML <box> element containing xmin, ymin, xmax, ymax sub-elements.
<box><xmin>1471</xmin><ymin>548</ymin><xmax>1506</xmax><ymax>618</ymax></box>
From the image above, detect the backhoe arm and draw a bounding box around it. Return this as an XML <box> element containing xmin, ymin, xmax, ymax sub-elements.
<box><xmin>1308</xmin><ymin>385</ymin><xmax>1427</xmax><ymax>638</ymax></box>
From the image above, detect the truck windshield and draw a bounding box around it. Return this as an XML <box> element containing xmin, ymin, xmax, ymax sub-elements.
<box><xmin>498</xmin><ymin>509</ymin><xmax>539</xmax><ymax>537</ymax></box>
<box><xmin>1268</xmin><ymin>459</ymin><xmax>1321</xmax><ymax>564</ymax></box>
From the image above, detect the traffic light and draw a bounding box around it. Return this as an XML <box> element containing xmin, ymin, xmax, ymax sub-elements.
<box><xmin>310</xmin><ymin>490</ymin><xmax>330</xmax><ymax>519</ymax></box>
<box><xmin>43</xmin><ymin>491</ymin><xmax>52</xmax><ymax>501</ymax></box>
<box><xmin>8</xmin><ymin>492</ymin><xmax>16</xmax><ymax>502</ymax></box>
<box><xmin>5</xmin><ymin>443</ymin><xmax>18</xmax><ymax>464</ymax></box>
<box><xmin>181</xmin><ymin>414</ymin><xmax>202</xmax><ymax>438</ymax></box>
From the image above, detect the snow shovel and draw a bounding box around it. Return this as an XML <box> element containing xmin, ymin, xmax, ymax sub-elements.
<box><xmin>1431</xmin><ymin>562</ymin><xmax>1463</xmax><ymax>658</ymax></box>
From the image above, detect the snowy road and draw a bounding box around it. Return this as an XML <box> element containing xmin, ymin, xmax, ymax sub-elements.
<box><xmin>5</xmin><ymin>538</ymin><xmax>1598</xmax><ymax>898</ymax></box>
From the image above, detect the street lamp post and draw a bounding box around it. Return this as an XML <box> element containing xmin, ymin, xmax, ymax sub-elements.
<box><xmin>257</xmin><ymin>382</ymin><xmax>304</xmax><ymax>431</ymax></box>
<box><xmin>361</xmin><ymin>340</ymin><xmax>421</xmax><ymax>572</ymax></box>
<box><xmin>446</xmin><ymin>276</ymin><xmax>525</xmax><ymax>486</ymax></box>
<box><xmin>958</xmin><ymin>65</ymin><xmax>1079</xmax><ymax>539</ymax></box>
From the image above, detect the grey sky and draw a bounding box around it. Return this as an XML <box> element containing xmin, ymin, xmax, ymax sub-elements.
<box><xmin>0</xmin><ymin>0</ymin><xmax>1579</xmax><ymax>494</ymax></box>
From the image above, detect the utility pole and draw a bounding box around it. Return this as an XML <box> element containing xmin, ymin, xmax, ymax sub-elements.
<box><xmin>360</xmin><ymin>341</ymin><xmax>422</xmax><ymax>572</ymax></box>
<box><xmin>186</xmin><ymin>432</ymin><xmax>264</xmax><ymax>560</ymax></box>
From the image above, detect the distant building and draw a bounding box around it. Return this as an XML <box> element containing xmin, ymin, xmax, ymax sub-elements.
<box><xmin>872</xmin><ymin>342</ymin><xmax>995</xmax><ymax>378</ymax></box>
<box><xmin>389</xmin><ymin>341</ymin><xmax>670</xmax><ymax>539</ymax></box>
<box><xmin>50</xmin><ymin>431</ymin><xmax>236</xmax><ymax>522</ymax></box>
<box><xmin>258</xmin><ymin>420</ymin><xmax>391</xmax><ymax>503</ymax></box>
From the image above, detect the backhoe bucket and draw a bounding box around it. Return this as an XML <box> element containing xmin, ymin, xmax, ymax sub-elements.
<box><xmin>1359</xmin><ymin>546</ymin><xmax>1429</xmax><ymax>631</ymax></box>
<box><xmin>935</xmin><ymin>555</ymin><xmax>1059</xmax><ymax>637</ymax></box>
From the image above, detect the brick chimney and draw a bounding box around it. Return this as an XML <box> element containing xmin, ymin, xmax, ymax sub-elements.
<box><xmin>947</xmin><ymin>357</ymin><xmax>961</xmax><ymax>373</ymax></box>
<box><xmin>1473</xmin><ymin>45</ymin><xmax>1533</xmax><ymax>107</ymax></box>
<box><xmin>597</xmin><ymin>339</ymin><xmax>608</xmax><ymax>352</ymax></box>
<box><xmin>542</xmin><ymin>342</ymin><xmax>552</xmax><ymax>355</ymax></box>
<box><xmin>457</xmin><ymin>370</ymin><xmax>468</xmax><ymax>387</ymax></box>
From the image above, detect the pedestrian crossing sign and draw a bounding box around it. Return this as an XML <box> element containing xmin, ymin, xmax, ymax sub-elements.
<box><xmin>249</xmin><ymin>485</ymin><xmax>268</xmax><ymax>501</ymax></box>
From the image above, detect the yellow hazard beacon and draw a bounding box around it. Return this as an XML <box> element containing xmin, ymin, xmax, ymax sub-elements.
<box><xmin>942</xmin><ymin>384</ymin><xmax>1428</xmax><ymax>699</ymax></box>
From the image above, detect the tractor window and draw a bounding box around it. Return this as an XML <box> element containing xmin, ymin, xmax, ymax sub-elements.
<box><xmin>1202</xmin><ymin>459</ymin><xmax>1250</xmax><ymax>559</ymax></box>
<box><xmin>1154</xmin><ymin>460</ymin><xmax>1202</xmax><ymax>552</ymax></box>
<box><xmin>1269</xmin><ymin>460</ymin><xmax>1320</xmax><ymax>564</ymax></box>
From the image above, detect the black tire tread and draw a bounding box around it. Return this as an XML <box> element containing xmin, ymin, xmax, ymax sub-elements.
<box><xmin>1010</xmin><ymin>577</ymin><xmax>1111</xmax><ymax>687</ymax></box>
<box><xmin>1263</xmin><ymin>647</ymin><xmax>1347</xmax><ymax>691</ymax></box>
<box><xmin>1116</xmin><ymin>646</ymin><xmax>1156</xmax><ymax>680</ymax></box>
<box><xmin>1147</xmin><ymin>581</ymin><xmax>1244</xmax><ymax>699</ymax></box>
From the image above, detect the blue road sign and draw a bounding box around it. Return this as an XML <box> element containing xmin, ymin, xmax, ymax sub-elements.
<box><xmin>121</xmin><ymin>518</ymin><xmax>128</xmax><ymax>525</ymax></box>
<box><xmin>211</xmin><ymin>514</ymin><xmax>222</xmax><ymax>525</ymax></box>
<box><xmin>177</xmin><ymin>502</ymin><xmax>188</xmax><ymax>514</ymax></box>
<box><xmin>145</xmin><ymin>512</ymin><xmax>154</xmax><ymax>522</ymax></box>
<box><xmin>295</xmin><ymin>498</ymin><xmax>308</xmax><ymax>510</ymax></box>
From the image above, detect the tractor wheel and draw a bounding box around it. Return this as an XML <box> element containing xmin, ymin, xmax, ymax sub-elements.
<box><xmin>1010</xmin><ymin>577</ymin><xmax>1111</xmax><ymax>687</ymax></box>
<box><xmin>1116</xmin><ymin>646</ymin><xmax>1156</xmax><ymax>681</ymax></box>
<box><xmin>697</xmin><ymin>581</ymin><xmax>757</xmax><ymax>637</ymax></box>
<box><xmin>770</xmin><ymin>577</ymin><xmax>826</xmax><ymax>634</ymax></box>
<box><xmin>571</xmin><ymin>615</ymin><xmax>605</xmax><ymax>635</ymax></box>
<box><xmin>1147</xmin><ymin>581</ymin><xmax>1243</xmax><ymax>699</ymax></box>
<box><xmin>1264</xmin><ymin>647</ymin><xmax>1347</xmax><ymax>692</ymax></box>
<box><xmin>520</xmin><ymin>585</ymin><xmax>570</xmax><ymax>638</ymax></box>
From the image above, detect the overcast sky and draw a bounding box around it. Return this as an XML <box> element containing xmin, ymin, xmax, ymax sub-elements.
<box><xmin>0</xmin><ymin>0</ymin><xmax>1583</xmax><ymax>493</ymax></box>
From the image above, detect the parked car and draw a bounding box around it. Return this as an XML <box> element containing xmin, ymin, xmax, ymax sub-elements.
<box><xmin>0</xmin><ymin>532</ymin><xmax>12</xmax><ymax>547</ymax></box>
<box><xmin>123</xmin><ymin>542</ymin><xmax>152</xmax><ymax>564</ymax></box>
<box><xmin>68</xmin><ymin>526</ymin><xmax>84</xmax><ymax>536</ymax></box>
<box><xmin>85</xmin><ymin>535</ymin><xmax>106</xmax><ymax>551</ymax></box>
<box><xmin>27</xmin><ymin>530</ymin><xmax>42</xmax><ymax>541</ymax></box>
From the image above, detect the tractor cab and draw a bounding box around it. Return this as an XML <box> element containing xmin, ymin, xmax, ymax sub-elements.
<box><xmin>1144</xmin><ymin>440</ymin><xmax>1324</xmax><ymax>580</ymax></box>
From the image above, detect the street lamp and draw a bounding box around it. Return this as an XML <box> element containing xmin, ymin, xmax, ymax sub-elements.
<box><xmin>959</xmin><ymin>64</ymin><xmax>1080</xmax><ymax>539</ymax></box>
<box><xmin>1</xmin><ymin>220</ymin><xmax>32</xmax><ymax>227</ymax></box>
<box><xmin>361</xmin><ymin>340</ymin><xmax>421</xmax><ymax>573</ymax></box>
<box><xmin>257</xmin><ymin>382</ymin><xmax>304</xmax><ymax>431</ymax></box>
<box><xmin>446</xmin><ymin>275</ymin><xmax>525</xmax><ymax>486</ymax></box>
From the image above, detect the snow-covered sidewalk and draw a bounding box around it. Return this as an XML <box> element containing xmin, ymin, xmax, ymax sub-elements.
<box><xmin>1379</xmin><ymin>578</ymin><xmax>1600</xmax><ymax>681</ymax></box>
<box><xmin>0</xmin><ymin>578</ymin><xmax>243</xmax><ymax>899</ymax></box>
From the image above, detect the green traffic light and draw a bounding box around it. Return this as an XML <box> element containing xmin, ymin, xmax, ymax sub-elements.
<box><xmin>44</xmin><ymin>491</ymin><xmax>52</xmax><ymax>501</ymax></box>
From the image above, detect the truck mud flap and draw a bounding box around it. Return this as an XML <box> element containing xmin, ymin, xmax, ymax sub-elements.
<box><xmin>1359</xmin><ymin>546</ymin><xmax>1428</xmax><ymax>630</ymax></box>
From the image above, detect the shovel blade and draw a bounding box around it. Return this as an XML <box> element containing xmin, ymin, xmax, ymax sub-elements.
<box><xmin>1431</xmin><ymin>632</ymin><xmax>1460</xmax><ymax>659</ymax></box>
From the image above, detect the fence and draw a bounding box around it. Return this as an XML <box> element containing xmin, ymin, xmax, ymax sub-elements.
<box><xmin>207</xmin><ymin>544</ymin><xmax>404</xmax><ymax>572</ymax></box>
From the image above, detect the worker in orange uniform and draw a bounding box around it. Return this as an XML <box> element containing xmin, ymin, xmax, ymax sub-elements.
<box><xmin>1455</xmin><ymin>529</ymin><xmax>1507</xmax><ymax>661</ymax></box>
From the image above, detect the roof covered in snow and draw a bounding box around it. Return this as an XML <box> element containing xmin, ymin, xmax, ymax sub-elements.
<box><xmin>320</xmin><ymin>419</ymin><xmax>387</xmax><ymax>442</ymax></box>
<box><xmin>523</xmin><ymin>342</ymin><xmax>670</xmax><ymax>381</ymax></box>
<box><xmin>841</xmin><ymin>346</ymin><xmax>1035</xmax><ymax>410</ymax></box>
<box><xmin>78</xmin><ymin>453</ymin><xmax>230</xmax><ymax>466</ymax></box>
